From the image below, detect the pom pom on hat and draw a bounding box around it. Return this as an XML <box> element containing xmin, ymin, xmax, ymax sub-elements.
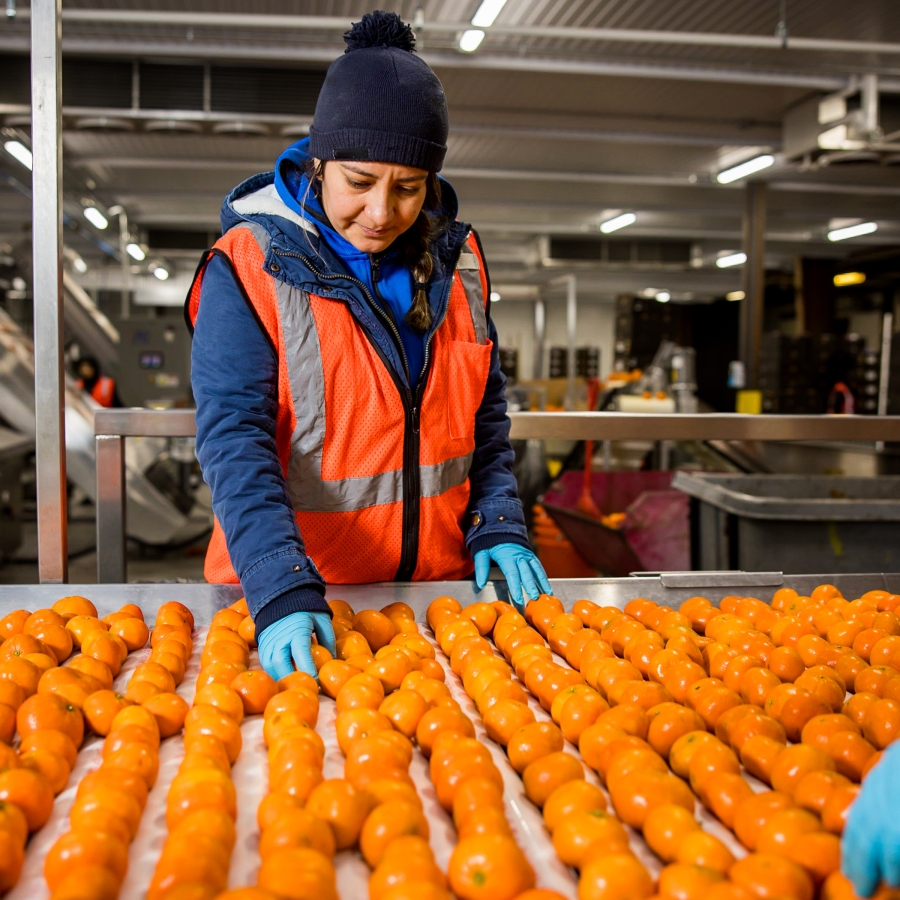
<box><xmin>343</xmin><ymin>11</ymin><xmax>416</xmax><ymax>53</ymax></box>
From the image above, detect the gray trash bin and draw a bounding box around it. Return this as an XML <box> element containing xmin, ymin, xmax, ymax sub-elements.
<box><xmin>672</xmin><ymin>473</ymin><xmax>900</xmax><ymax>574</ymax></box>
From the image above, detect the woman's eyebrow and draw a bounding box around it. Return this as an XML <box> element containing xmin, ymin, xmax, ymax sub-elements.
<box><xmin>340</xmin><ymin>164</ymin><xmax>427</xmax><ymax>183</ymax></box>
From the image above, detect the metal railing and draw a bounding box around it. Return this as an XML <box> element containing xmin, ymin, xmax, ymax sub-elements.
<box><xmin>95</xmin><ymin>407</ymin><xmax>900</xmax><ymax>583</ymax></box>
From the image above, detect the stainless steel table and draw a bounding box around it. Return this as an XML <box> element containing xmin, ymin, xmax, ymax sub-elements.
<box><xmin>3</xmin><ymin>572</ymin><xmax>898</xmax><ymax>623</ymax></box>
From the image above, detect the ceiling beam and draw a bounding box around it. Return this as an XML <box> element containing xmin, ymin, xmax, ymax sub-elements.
<box><xmin>0</xmin><ymin>33</ymin><xmax>888</xmax><ymax>92</ymax></box>
<box><xmin>11</xmin><ymin>8</ymin><xmax>900</xmax><ymax>58</ymax></box>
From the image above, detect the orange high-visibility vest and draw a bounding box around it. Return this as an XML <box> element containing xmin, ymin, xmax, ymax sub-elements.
<box><xmin>188</xmin><ymin>222</ymin><xmax>492</xmax><ymax>585</ymax></box>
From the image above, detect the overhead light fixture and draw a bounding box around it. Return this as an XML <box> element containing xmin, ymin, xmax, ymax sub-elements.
<box><xmin>458</xmin><ymin>29</ymin><xmax>485</xmax><ymax>52</ymax></box>
<box><xmin>72</xmin><ymin>257</ymin><xmax>87</xmax><ymax>274</ymax></box>
<box><xmin>828</xmin><ymin>221</ymin><xmax>877</xmax><ymax>242</ymax></box>
<box><xmin>655</xmin><ymin>291</ymin><xmax>671</xmax><ymax>303</ymax></box>
<box><xmin>153</xmin><ymin>266</ymin><xmax>169</xmax><ymax>281</ymax></box>
<box><xmin>834</xmin><ymin>271</ymin><xmax>866</xmax><ymax>287</ymax></box>
<box><xmin>716</xmin><ymin>252</ymin><xmax>747</xmax><ymax>268</ymax></box>
<box><xmin>599</xmin><ymin>212</ymin><xmax>636</xmax><ymax>234</ymax></box>
<box><xmin>471</xmin><ymin>0</ymin><xmax>508</xmax><ymax>27</ymax></box>
<box><xmin>126</xmin><ymin>242</ymin><xmax>146</xmax><ymax>261</ymax></box>
<box><xmin>726</xmin><ymin>290</ymin><xmax>745</xmax><ymax>301</ymax></box>
<box><xmin>716</xmin><ymin>154</ymin><xmax>775</xmax><ymax>185</ymax></box>
<box><xmin>489</xmin><ymin>291</ymin><xmax>501</xmax><ymax>302</ymax></box>
<box><xmin>83</xmin><ymin>206</ymin><xmax>109</xmax><ymax>230</ymax></box>
<box><xmin>3</xmin><ymin>140</ymin><xmax>31</xmax><ymax>170</ymax></box>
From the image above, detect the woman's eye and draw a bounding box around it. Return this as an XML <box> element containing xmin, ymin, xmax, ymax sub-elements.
<box><xmin>348</xmin><ymin>179</ymin><xmax>370</xmax><ymax>189</ymax></box>
<box><xmin>398</xmin><ymin>186</ymin><xmax>421</xmax><ymax>195</ymax></box>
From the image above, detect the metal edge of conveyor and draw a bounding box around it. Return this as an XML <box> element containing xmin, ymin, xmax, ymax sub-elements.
<box><xmin>62</xmin><ymin>271</ymin><xmax>120</xmax><ymax>380</ymax></box>
<box><xmin>3</xmin><ymin>573</ymin><xmax>900</xmax><ymax>624</ymax></box>
<box><xmin>0</xmin><ymin>305</ymin><xmax>195</xmax><ymax>544</ymax></box>
<box><xmin>671</xmin><ymin>471</ymin><xmax>900</xmax><ymax>521</ymax></box>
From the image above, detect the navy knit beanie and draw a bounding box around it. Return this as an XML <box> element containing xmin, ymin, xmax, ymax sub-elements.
<box><xmin>309</xmin><ymin>11</ymin><xmax>449</xmax><ymax>172</ymax></box>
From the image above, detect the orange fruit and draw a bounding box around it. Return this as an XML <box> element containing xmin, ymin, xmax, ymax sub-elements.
<box><xmin>0</xmin><ymin>768</ymin><xmax>53</xmax><ymax>831</ymax></box>
<box><xmin>756</xmin><ymin>807</ymin><xmax>823</xmax><ymax>854</ymax></box>
<box><xmin>415</xmin><ymin>706</ymin><xmax>475</xmax><ymax>756</ymax></box>
<box><xmin>821</xmin><ymin>784</ymin><xmax>859</xmax><ymax>834</ymax></box>
<box><xmin>676</xmin><ymin>831</ymin><xmax>736</xmax><ymax>872</ymax></box>
<box><xmin>447</xmin><ymin>834</ymin><xmax>535</xmax><ymax>900</ymax></box>
<box><xmin>108</xmin><ymin>616</ymin><xmax>150</xmax><ymax>651</ymax></box>
<box><xmin>64</xmin><ymin>616</ymin><xmax>108</xmax><ymax>650</ymax></box>
<box><xmin>305</xmin><ymin>779</ymin><xmax>369</xmax><ymax>850</ymax></box>
<box><xmin>482</xmin><ymin>699</ymin><xmax>536</xmax><ymax>746</ymax></box>
<box><xmin>17</xmin><ymin>691</ymin><xmax>84</xmax><ymax>745</ymax></box>
<box><xmin>157</xmin><ymin>600</ymin><xmax>195</xmax><ymax>630</ymax></box>
<box><xmin>334</xmin><ymin>708</ymin><xmax>393</xmax><ymax>756</ymax></box>
<box><xmin>360</xmin><ymin>800</ymin><xmax>430</xmax><ymax>867</ymax></box>
<box><xmin>699</xmin><ymin>771</ymin><xmax>754</xmax><ymax>830</ymax></box>
<box><xmin>143</xmin><ymin>692</ymin><xmax>190</xmax><ymax>738</ymax></box>
<box><xmin>81</xmin><ymin>630</ymin><xmax>127</xmax><ymax>675</ymax></box>
<box><xmin>257</xmin><ymin>847</ymin><xmax>337</xmax><ymax>900</ymax></box>
<box><xmin>552</xmin><ymin>809</ymin><xmax>630</xmax><ymax>868</ymax></box>
<box><xmin>0</xmin><ymin>830</ymin><xmax>24</xmax><ymax>893</ymax></box>
<box><xmin>353</xmin><ymin>610</ymin><xmax>397</xmax><ymax>651</ymax></box>
<box><xmin>642</xmin><ymin>803</ymin><xmax>700</xmax><ymax>862</ymax></box>
<box><xmin>104</xmin><ymin>741</ymin><xmax>160</xmax><ymax>789</ymax></box>
<box><xmin>785</xmin><ymin>831</ymin><xmax>841</xmax><ymax>884</ymax></box>
<box><xmin>647</xmin><ymin>703</ymin><xmax>705</xmax><ymax>758</ymax></box>
<box><xmin>19</xmin><ymin>746</ymin><xmax>70</xmax><ymax>794</ymax></box>
<box><xmin>507</xmin><ymin>721</ymin><xmax>565</xmax><ymax>773</ymax></box>
<box><xmin>19</xmin><ymin>728</ymin><xmax>77</xmax><ymax>769</ymax></box>
<box><xmin>378</xmin><ymin>689</ymin><xmax>428</xmax><ymax>738</ymax></box>
<box><xmin>658</xmin><ymin>863</ymin><xmax>724</xmax><ymax>900</ymax></box>
<box><xmin>452</xmin><ymin>776</ymin><xmax>505</xmax><ymax>830</ymax></box>
<box><xmin>610</xmin><ymin>769</ymin><xmax>695</xmax><ymax>829</ymax></box>
<box><xmin>230</xmin><ymin>670</ymin><xmax>279</xmax><ymax>715</ymax></box>
<box><xmin>257</xmin><ymin>792</ymin><xmax>304</xmax><ymax>833</ymax></box>
<box><xmin>794</xmin><ymin>770</ymin><xmax>851</xmax><ymax>815</ymax></box>
<box><xmin>67</xmin><ymin>803</ymin><xmax>133</xmax><ymax>847</ymax></box>
<box><xmin>687</xmin><ymin>742</ymin><xmax>741</xmax><ymax>797</ymax></box>
<box><xmin>195</xmin><ymin>683</ymin><xmax>246</xmax><ymax>725</ymax></box>
<box><xmin>166</xmin><ymin>771</ymin><xmax>237</xmax><ymax>829</ymax></box>
<box><xmin>729</xmin><ymin>853</ymin><xmax>814</xmax><ymax>900</ymax></box>
<box><xmin>522</xmin><ymin>751</ymin><xmax>584</xmax><ymax>808</ymax></box>
<box><xmin>0</xmin><ymin>610</ymin><xmax>28</xmax><ymax>641</ymax></box>
<box><xmin>259</xmin><ymin>808</ymin><xmax>335</xmax><ymax>861</ymax></box>
<box><xmin>44</xmin><ymin>828</ymin><xmax>129</xmax><ymax>890</ymax></box>
<box><xmin>184</xmin><ymin>706</ymin><xmax>242</xmax><ymax>763</ymax></box>
<box><xmin>770</xmin><ymin>744</ymin><xmax>835</xmax><ymax>795</ymax></box>
<box><xmin>578</xmin><ymin>853</ymin><xmax>654</xmax><ymax>900</ymax></box>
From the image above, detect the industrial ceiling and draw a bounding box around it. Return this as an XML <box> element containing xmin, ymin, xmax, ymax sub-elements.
<box><xmin>1</xmin><ymin>0</ymin><xmax>899</xmax><ymax>302</ymax></box>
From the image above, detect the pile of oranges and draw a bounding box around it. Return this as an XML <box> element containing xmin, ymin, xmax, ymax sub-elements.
<box><xmin>415</xmin><ymin>586</ymin><xmax>900</xmax><ymax>900</ymax></box>
<box><xmin>0</xmin><ymin>584</ymin><xmax>897</xmax><ymax>900</ymax></box>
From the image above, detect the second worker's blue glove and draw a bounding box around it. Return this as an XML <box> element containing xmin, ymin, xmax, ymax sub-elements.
<box><xmin>474</xmin><ymin>543</ymin><xmax>552</xmax><ymax>613</ymax></box>
<box><xmin>258</xmin><ymin>611</ymin><xmax>336</xmax><ymax>681</ymax></box>
<box><xmin>843</xmin><ymin>742</ymin><xmax>900</xmax><ymax>896</ymax></box>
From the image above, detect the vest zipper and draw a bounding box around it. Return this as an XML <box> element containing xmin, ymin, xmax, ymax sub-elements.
<box><xmin>272</xmin><ymin>248</ymin><xmax>422</xmax><ymax>580</ymax></box>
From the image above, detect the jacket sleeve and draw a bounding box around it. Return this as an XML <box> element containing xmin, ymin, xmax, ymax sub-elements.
<box><xmin>191</xmin><ymin>253</ymin><xmax>329</xmax><ymax>631</ymax></box>
<box><xmin>464</xmin><ymin>313</ymin><xmax>531</xmax><ymax>553</ymax></box>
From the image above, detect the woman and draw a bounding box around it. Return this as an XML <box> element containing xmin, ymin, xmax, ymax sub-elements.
<box><xmin>188</xmin><ymin>11</ymin><xmax>550</xmax><ymax>680</ymax></box>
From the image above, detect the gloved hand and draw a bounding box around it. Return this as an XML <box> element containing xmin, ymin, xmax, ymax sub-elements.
<box><xmin>843</xmin><ymin>743</ymin><xmax>900</xmax><ymax>896</ymax></box>
<box><xmin>258</xmin><ymin>611</ymin><xmax>336</xmax><ymax>681</ymax></box>
<box><xmin>474</xmin><ymin>543</ymin><xmax>552</xmax><ymax>613</ymax></box>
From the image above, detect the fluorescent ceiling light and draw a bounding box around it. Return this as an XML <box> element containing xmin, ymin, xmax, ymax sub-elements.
<box><xmin>72</xmin><ymin>257</ymin><xmax>87</xmax><ymax>274</ymax></box>
<box><xmin>599</xmin><ymin>212</ymin><xmax>636</xmax><ymax>234</ymax></box>
<box><xmin>489</xmin><ymin>291</ymin><xmax>500</xmax><ymax>302</ymax></box>
<box><xmin>3</xmin><ymin>140</ymin><xmax>31</xmax><ymax>170</ymax></box>
<box><xmin>834</xmin><ymin>271</ymin><xmax>866</xmax><ymax>286</ymax></box>
<box><xmin>828</xmin><ymin>222</ymin><xmax>877</xmax><ymax>242</ymax></box>
<box><xmin>83</xmin><ymin>206</ymin><xmax>109</xmax><ymax>230</ymax></box>
<box><xmin>655</xmin><ymin>291</ymin><xmax>671</xmax><ymax>303</ymax></box>
<box><xmin>726</xmin><ymin>290</ymin><xmax>745</xmax><ymax>301</ymax></box>
<box><xmin>471</xmin><ymin>0</ymin><xmax>507</xmax><ymax>27</ymax></box>
<box><xmin>716</xmin><ymin>252</ymin><xmax>747</xmax><ymax>268</ymax></box>
<box><xmin>458</xmin><ymin>29</ymin><xmax>485</xmax><ymax>52</ymax></box>
<box><xmin>126</xmin><ymin>242</ymin><xmax>146</xmax><ymax>261</ymax></box>
<box><xmin>153</xmin><ymin>266</ymin><xmax>169</xmax><ymax>281</ymax></box>
<box><xmin>716</xmin><ymin>154</ymin><xmax>775</xmax><ymax>184</ymax></box>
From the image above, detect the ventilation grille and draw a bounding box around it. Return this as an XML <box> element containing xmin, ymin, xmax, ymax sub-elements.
<box><xmin>548</xmin><ymin>237</ymin><xmax>692</xmax><ymax>266</ymax></box>
<box><xmin>140</xmin><ymin>63</ymin><xmax>204</xmax><ymax>111</ymax></box>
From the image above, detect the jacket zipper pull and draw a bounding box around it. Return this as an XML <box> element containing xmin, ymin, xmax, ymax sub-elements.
<box><xmin>411</xmin><ymin>407</ymin><xmax>420</xmax><ymax>434</ymax></box>
<box><xmin>371</xmin><ymin>256</ymin><xmax>380</xmax><ymax>284</ymax></box>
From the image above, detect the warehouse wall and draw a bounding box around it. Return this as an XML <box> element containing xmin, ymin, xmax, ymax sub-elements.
<box><xmin>489</xmin><ymin>298</ymin><xmax>616</xmax><ymax>384</ymax></box>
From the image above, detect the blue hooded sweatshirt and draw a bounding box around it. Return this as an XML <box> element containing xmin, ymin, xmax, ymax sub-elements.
<box><xmin>190</xmin><ymin>139</ymin><xmax>529</xmax><ymax>631</ymax></box>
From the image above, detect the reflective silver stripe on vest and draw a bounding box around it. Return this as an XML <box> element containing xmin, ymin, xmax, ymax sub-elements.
<box><xmin>231</xmin><ymin>229</ymin><xmax>487</xmax><ymax>514</ymax></box>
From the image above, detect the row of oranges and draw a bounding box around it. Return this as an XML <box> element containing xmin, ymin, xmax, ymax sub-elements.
<box><xmin>0</xmin><ymin>596</ymin><xmax>158</xmax><ymax>897</ymax></box>
<box><xmin>421</xmin><ymin>587</ymin><xmax>897</xmax><ymax>900</ymax></box>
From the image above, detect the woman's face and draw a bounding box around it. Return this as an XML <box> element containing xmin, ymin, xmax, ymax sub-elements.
<box><xmin>316</xmin><ymin>159</ymin><xmax>429</xmax><ymax>254</ymax></box>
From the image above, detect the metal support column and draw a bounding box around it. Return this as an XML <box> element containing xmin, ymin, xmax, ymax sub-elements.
<box><xmin>95</xmin><ymin>435</ymin><xmax>126</xmax><ymax>583</ymax></box>
<box><xmin>740</xmin><ymin>181</ymin><xmax>767</xmax><ymax>389</ymax></box>
<box><xmin>566</xmin><ymin>274</ymin><xmax>577</xmax><ymax>410</ymax></box>
<box><xmin>532</xmin><ymin>297</ymin><xmax>545</xmax><ymax>380</ymax></box>
<box><xmin>31</xmin><ymin>0</ymin><xmax>67</xmax><ymax>582</ymax></box>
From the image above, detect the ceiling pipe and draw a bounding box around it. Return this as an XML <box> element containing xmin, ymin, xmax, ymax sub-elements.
<box><xmin>10</xmin><ymin>9</ymin><xmax>900</xmax><ymax>57</ymax></box>
<box><xmin>0</xmin><ymin>33</ymin><xmax>891</xmax><ymax>92</ymax></box>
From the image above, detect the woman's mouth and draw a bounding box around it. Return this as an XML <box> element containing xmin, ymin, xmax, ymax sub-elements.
<box><xmin>358</xmin><ymin>225</ymin><xmax>390</xmax><ymax>238</ymax></box>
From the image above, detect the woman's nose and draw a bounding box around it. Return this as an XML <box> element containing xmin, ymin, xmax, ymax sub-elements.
<box><xmin>365</xmin><ymin>187</ymin><xmax>393</xmax><ymax>226</ymax></box>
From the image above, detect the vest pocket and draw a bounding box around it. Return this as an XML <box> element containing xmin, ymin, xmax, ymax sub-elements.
<box><xmin>447</xmin><ymin>340</ymin><xmax>493</xmax><ymax>441</ymax></box>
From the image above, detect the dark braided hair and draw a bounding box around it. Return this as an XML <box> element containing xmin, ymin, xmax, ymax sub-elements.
<box><xmin>303</xmin><ymin>159</ymin><xmax>444</xmax><ymax>333</ymax></box>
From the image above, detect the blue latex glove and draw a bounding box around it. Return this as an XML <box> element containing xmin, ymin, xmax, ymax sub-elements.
<box><xmin>258</xmin><ymin>611</ymin><xmax>336</xmax><ymax>681</ymax></box>
<box><xmin>474</xmin><ymin>543</ymin><xmax>552</xmax><ymax>613</ymax></box>
<box><xmin>843</xmin><ymin>742</ymin><xmax>900</xmax><ymax>896</ymax></box>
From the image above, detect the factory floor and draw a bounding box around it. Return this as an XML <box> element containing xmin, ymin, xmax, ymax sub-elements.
<box><xmin>0</xmin><ymin>516</ymin><xmax>209</xmax><ymax>584</ymax></box>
